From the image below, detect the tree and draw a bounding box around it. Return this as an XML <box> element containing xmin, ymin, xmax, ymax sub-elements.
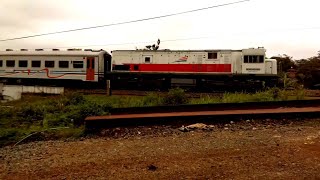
<box><xmin>271</xmin><ymin>54</ymin><xmax>296</xmax><ymax>73</ymax></box>
<box><xmin>295</xmin><ymin>51</ymin><xmax>320</xmax><ymax>88</ymax></box>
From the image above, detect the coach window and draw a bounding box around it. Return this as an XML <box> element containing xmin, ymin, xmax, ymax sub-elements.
<box><xmin>59</xmin><ymin>61</ymin><xmax>69</xmax><ymax>68</ymax></box>
<box><xmin>32</xmin><ymin>60</ymin><xmax>41</xmax><ymax>68</ymax></box>
<box><xmin>0</xmin><ymin>60</ymin><xmax>3</xmax><ymax>67</ymax></box>
<box><xmin>208</xmin><ymin>52</ymin><xmax>218</xmax><ymax>59</ymax></box>
<box><xmin>19</xmin><ymin>60</ymin><xmax>28</xmax><ymax>67</ymax></box>
<box><xmin>6</xmin><ymin>60</ymin><xmax>15</xmax><ymax>67</ymax></box>
<box><xmin>45</xmin><ymin>61</ymin><xmax>55</xmax><ymax>68</ymax></box>
<box><xmin>73</xmin><ymin>61</ymin><xmax>84</xmax><ymax>68</ymax></box>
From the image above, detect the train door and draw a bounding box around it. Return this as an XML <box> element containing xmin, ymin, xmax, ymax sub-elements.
<box><xmin>86</xmin><ymin>57</ymin><xmax>95</xmax><ymax>81</ymax></box>
<box><xmin>265</xmin><ymin>61</ymin><xmax>272</xmax><ymax>74</ymax></box>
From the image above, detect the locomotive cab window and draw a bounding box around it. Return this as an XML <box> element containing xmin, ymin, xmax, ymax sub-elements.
<box><xmin>0</xmin><ymin>60</ymin><xmax>3</xmax><ymax>67</ymax></box>
<box><xmin>208</xmin><ymin>52</ymin><xmax>218</xmax><ymax>59</ymax></box>
<box><xmin>244</xmin><ymin>55</ymin><xmax>264</xmax><ymax>63</ymax></box>
<box><xmin>19</xmin><ymin>60</ymin><xmax>28</xmax><ymax>67</ymax></box>
<box><xmin>6</xmin><ymin>60</ymin><xmax>15</xmax><ymax>67</ymax></box>
<box><xmin>73</xmin><ymin>61</ymin><xmax>84</xmax><ymax>68</ymax></box>
<box><xmin>32</xmin><ymin>61</ymin><xmax>41</xmax><ymax>68</ymax></box>
<box><xmin>45</xmin><ymin>61</ymin><xmax>55</xmax><ymax>68</ymax></box>
<box><xmin>59</xmin><ymin>61</ymin><xmax>69</xmax><ymax>68</ymax></box>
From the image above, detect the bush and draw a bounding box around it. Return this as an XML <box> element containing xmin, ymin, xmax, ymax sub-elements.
<box><xmin>65</xmin><ymin>92</ymin><xmax>86</xmax><ymax>105</ymax></box>
<box><xmin>70</xmin><ymin>101</ymin><xmax>111</xmax><ymax>126</ymax></box>
<box><xmin>0</xmin><ymin>106</ymin><xmax>14</xmax><ymax>119</ymax></box>
<box><xmin>16</xmin><ymin>104</ymin><xmax>46</xmax><ymax>125</ymax></box>
<box><xmin>0</xmin><ymin>128</ymin><xmax>26</xmax><ymax>147</ymax></box>
<box><xmin>163</xmin><ymin>88</ymin><xmax>188</xmax><ymax>105</ymax></box>
<box><xmin>142</xmin><ymin>93</ymin><xmax>163</xmax><ymax>106</ymax></box>
<box><xmin>269</xmin><ymin>87</ymin><xmax>281</xmax><ymax>99</ymax></box>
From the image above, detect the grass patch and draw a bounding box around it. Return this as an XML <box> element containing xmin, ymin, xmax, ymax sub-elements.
<box><xmin>0</xmin><ymin>87</ymin><xmax>307</xmax><ymax>147</ymax></box>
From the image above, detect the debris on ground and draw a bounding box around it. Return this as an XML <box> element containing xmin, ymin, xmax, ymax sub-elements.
<box><xmin>178</xmin><ymin>123</ymin><xmax>214</xmax><ymax>132</ymax></box>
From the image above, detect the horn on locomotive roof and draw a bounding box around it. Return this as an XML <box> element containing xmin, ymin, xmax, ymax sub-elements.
<box><xmin>35</xmin><ymin>49</ymin><xmax>44</xmax><ymax>51</ymax></box>
<box><xmin>52</xmin><ymin>49</ymin><xmax>60</xmax><ymax>51</ymax></box>
<box><xmin>20</xmin><ymin>49</ymin><xmax>28</xmax><ymax>51</ymax></box>
<box><xmin>6</xmin><ymin>49</ymin><xmax>13</xmax><ymax>51</ymax></box>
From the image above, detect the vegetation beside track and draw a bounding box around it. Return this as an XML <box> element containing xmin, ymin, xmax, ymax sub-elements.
<box><xmin>0</xmin><ymin>87</ymin><xmax>308</xmax><ymax>147</ymax></box>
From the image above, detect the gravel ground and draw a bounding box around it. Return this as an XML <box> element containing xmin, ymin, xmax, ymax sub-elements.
<box><xmin>1</xmin><ymin>119</ymin><xmax>320</xmax><ymax>179</ymax></box>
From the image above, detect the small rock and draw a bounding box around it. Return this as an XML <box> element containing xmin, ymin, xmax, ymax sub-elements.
<box><xmin>230</xmin><ymin>121</ymin><xmax>234</xmax><ymax>124</ymax></box>
<box><xmin>246</xmin><ymin>120</ymin><xmax>250</xmax><ymax>123</ymax></box>
<box><xmin>208</xmin><ymin>125</ymin><xmax>215</xmax><ymax>129</ymax></box>
<box><xmin>178</xmin><ymin>126</ymin><xmax>189</xmax><ymax>132</ymax></box>
<box><xmin>138</xmin><ymin>131</ymin><xmax>141</xmax><ymax>135</ymax></box>
<box><xmin>147</xmin><ymin>164</ymin><xmax>157</xmax><ymax>171</ymax></box>
<box><xmin>224</xmin><ymin>127</ymin><xmax>229</xmax><ymax>130</ymax></box>
<box><xmin>252</xmin><ymin>127</ymin><xmax>257</xmax><ymax>130</ymax></box>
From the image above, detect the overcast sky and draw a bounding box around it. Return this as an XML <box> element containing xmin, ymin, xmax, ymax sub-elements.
<box><xmin>0</xmin><ymin>0</ymin><xmax>319</xmax><ymax>59</ymax></box>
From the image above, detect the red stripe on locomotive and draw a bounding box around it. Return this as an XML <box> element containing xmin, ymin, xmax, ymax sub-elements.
<box><xmin>126</xmin><ymin>64</ymin><xmax>231</xmax><ymax>73</ymax></box>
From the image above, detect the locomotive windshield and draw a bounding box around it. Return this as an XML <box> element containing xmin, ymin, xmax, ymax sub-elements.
<box><xmin>243</xmin><ymin>55</ymin><xmax>264</xmax><ymax>63</ymax></box>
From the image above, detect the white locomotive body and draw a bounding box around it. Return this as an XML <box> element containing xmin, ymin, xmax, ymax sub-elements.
<box><xmin>112</xmin><ymin>47</ymin><xmax>277</xmax><ymax>76</ymax></box>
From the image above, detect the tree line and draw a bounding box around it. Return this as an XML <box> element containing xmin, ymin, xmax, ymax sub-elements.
<box><xmin>271</xmin><ymin>51</ymin><xmax>320</xmax><ymax>88</ymax></box>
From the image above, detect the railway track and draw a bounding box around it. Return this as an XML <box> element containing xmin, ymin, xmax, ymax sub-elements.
<box><xmin>85</xmin><ymin>99</ymin><xmax>320</xmax><ymax>129</ymax></box>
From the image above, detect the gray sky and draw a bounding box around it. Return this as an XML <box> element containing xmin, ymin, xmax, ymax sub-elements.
<box><xmin>0</xmin><ymin>0</ymin><xmax>319</xmax><ymax>59</ymax></box>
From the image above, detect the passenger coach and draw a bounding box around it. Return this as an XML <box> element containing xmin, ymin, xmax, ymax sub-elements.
<box><xmin>0</xmin><ymin>49</ymin><xmax>111</xmax><ymax>86</ymax></box>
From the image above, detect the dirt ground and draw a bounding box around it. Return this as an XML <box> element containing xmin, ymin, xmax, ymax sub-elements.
<box><xmin>1</xmin><ymin>119</ymin><xmax>320</xmax><ymax>179</ymax></box>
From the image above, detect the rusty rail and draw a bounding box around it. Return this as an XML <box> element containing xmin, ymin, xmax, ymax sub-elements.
<box><xmin>85</xmin><ymin>100</ymin><xmax>320</xmax><ymax>129</ymax></box>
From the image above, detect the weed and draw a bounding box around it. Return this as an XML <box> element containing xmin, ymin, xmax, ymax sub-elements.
<box><xmin>163</xmin><ymin>88</ymin><xmax>188</xmax><ymax>105</ymax></box>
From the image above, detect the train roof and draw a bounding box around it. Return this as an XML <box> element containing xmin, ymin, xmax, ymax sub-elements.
<box><xmin>112</xmin><ymin>49</ymin><xmax>241</xmax><ymax>52</ymax></box>
<box><xmin>112</xmin><ymin>48</ymin><xmax>265</xmax><ymax>53</ymax></box>
<box><xmin>0</xmin><ymin>49</ymin><xmax>110</xmax><ymax>56</ymax></box>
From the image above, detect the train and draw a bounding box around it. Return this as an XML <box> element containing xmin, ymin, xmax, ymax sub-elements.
<box><xmin>0</xmin><ymin>47</ymin><xmax>278</xmax><ymax>91</ymax></box>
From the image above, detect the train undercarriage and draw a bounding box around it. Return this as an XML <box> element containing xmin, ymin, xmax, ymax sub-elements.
<box><xmin>108</xmin><ymin>72</ymin><xmax>280</xmax><ymax>92</ymax></box>
<box><xmin>0</xmin><ymin>72</ymin><xmax>280</xmax><ymax>93</ymax></box>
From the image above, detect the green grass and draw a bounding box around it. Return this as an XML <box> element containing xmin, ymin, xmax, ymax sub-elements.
<box><xmin>0</xmin><ymin>87</ymin><xmax>307</xmax><ymax>147</ymax></box>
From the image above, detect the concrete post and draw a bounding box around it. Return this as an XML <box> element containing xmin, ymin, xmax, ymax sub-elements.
<box><xmin>106</xmin><ymin>80</ymin><xmax>111</xmax><ymax>96</ymax></box>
